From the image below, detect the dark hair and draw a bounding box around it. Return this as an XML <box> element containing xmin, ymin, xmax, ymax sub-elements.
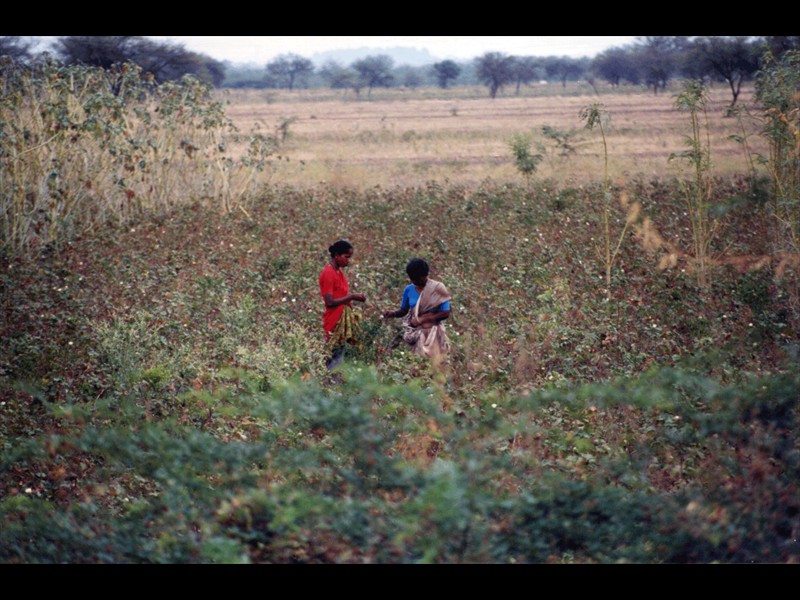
<box><xmin>328</xmin><ymin>239</ymin><xmax>353</xmax><ymax>257</ymax></box>
<box><xmin>406</xmin><ymin>257</ymin><xmax>429</xmax><ymax>279</ymax></box>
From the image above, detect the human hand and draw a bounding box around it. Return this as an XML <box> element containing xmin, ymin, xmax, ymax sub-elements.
<box><xmin>412</xmin><ymin>315</ymin><xmax>433</xmax><ymax>329</ymax></box>
<box><xmin>351</xmin><ymin>293</ymin><xmax>366</xmax><ymax>302</ymax></box>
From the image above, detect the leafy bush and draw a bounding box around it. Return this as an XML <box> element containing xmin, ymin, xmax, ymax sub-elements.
<box><xmin>2</xmin><ymin>70</ymin><xmax>798</xmax><ymax>562</ymax></box>
<box><xmin>0</xmin><ymin>58</ymin><xmax>277</xmax><ymax>259</ymax></box>
<box><xmin>508</xmin><ymin>133</ymin><xmax>542</xmax><ymax>187</ymax></box>
<box><xmin>1</xmin><ymin>365</ymin><xmax>797</xmax><ymax>563</ymax></box>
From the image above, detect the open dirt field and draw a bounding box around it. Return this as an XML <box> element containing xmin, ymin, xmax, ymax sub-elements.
<box><xmin>220</xmin><ymin>84</ymin><xmax>765</xmax><ymax>189</ymax></box>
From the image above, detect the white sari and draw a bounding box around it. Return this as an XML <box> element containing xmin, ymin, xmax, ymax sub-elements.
<box><xmin>402</xmin><ymin>279</ymin><xmax>452</xmax><ymax>358</ymax></box>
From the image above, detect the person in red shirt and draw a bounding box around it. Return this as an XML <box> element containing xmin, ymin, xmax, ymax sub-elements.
<box><xmin>319</xmin><ymin>239</ymin><xmax>366</xmax><ymax>368</ymax></box>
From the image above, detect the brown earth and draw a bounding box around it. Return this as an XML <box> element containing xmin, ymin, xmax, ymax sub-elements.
<box><xmin>219</xmin><ymin>84</ymin><xmax>765</xmax><ymax>189</ymax></box>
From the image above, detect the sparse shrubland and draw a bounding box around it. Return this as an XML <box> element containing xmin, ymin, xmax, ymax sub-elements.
<box><xmin>1</xmin><ymin>58</ymin><xmax>798</xmax><ymax>563</ymax></box>
<box><xmin>753</xmin><ymin>50</ymin><xmax>800</xmax><ymax>255</ymax></box>
<box><xmin>0</xmin><ymin>59</ymin><xmax>278</xmax><ymax>260</ymax></box>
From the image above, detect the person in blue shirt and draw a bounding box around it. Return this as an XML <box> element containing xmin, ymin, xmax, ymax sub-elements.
<box><xmin>382</xmin><ymin>258</ymin><xmax>452</xmax><ymax>358</ymax></box>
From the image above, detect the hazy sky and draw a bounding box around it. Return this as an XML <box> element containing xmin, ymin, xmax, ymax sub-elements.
<box><xmin>147</xmin><ymin>36</ymin><xmax>639</xmax><ymax>64</ymax></box>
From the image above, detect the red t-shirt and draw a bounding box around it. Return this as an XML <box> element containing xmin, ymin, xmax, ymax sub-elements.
<box><xmin>319</xmin><ymin>263</ymin><xmax>349</xmax><ymax>340</ymax></box>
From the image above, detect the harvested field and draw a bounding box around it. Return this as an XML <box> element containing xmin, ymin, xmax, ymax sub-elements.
<box><xmin>220</xmin><ymin>84</ymin><xmax>765</xmax><ymax>189</ymax></box>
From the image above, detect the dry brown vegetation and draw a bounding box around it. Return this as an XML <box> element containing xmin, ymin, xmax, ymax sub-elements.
<box><xmin>219</xmin><ymin>84</ymin><xmax>766</xmax><ymax>190</ymax></box>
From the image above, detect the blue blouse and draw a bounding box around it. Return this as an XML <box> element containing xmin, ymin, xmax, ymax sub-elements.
<box><xmin>401</xmin><ymin>284</ymin><xmax>451</xmax><ymax>313</ymax></box>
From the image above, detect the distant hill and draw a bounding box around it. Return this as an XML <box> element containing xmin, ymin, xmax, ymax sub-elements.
<box><xmin>310</xmin><ymin>46</ymin><xmax>442</xmax><ymax>67</ymax></box>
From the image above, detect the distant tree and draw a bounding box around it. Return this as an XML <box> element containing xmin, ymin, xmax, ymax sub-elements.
<box><xmin>632</xmin><ymin>36</ymin><xmax>689</xmax><ymax>94</ymax></box>
<box><xmin>543</xmin><ymin>56</ymin><xmax>586</xmax><ymax>87</ymax></box>
<box><xmin>53</xmin><ymin>36</ymin><xmax>138</xmax><ymax>70</ymax></box>
<box><xmin>592</xmin><ymin>46</ymin><xmax>640</xmax><ymax>86</ymax></box>
<box><xmin>511</xmin><ymin>56</ymin><xmax>541</xmax><ymax>94</ymax></box>
<box><xmin>221</xmin><ymin>63</ymin><xmax>271</xmax><ymax>88</ymax></box>
<box><xmin>265</xmin><ymin>53</ymin><xmax>314</xmax><ymax>90</ymax></box>
<box><xmin>139</xmin><ymin>41</ymin><xmax>225</xmax><ymax>87</ymax></box>
<box><xmin>763</xmin><ymin>36</ymin><xmax>800</xmax><ymax>57</ymax></box>
<box><xmin>319</xmin><ymin>60</ymin><xmax>359</xmax><ymax>92</ymax></box>
<box><xmin>200</xmin><ymin>58</ymin><xmax>226</xmax><ymax>88</ymax></box>
<box><xmin>400</xmin><ymin>68</ymin><xmax>423</xmax><ymax>89</ymax></box>
<box><xmin>352</xmin><ymin>54</ymin><xmax>394</xmax><ymax>97</ymax></box>
<box><xmin>432</xmin><ymin>60</ymin><xmax>461</xmax><ymax>88</ymax></box>
<box><xmin>52</xmin><ymin>36</ymin><xmax>225</xmax><ymax>86</ymax></box>
<box><xmin>474</xmin><ymin>52</ymin><xmax>515</xmax><ymax>98</ymax></box>
<box><xmin>688</xmin><ymin>36</ymin><xmax>761</xmax><ymax>106</ymax></box>
<box><xmin>0</xmin><ymin>36</ymin><xmax>35</xmax><ymax>63</ymax></box>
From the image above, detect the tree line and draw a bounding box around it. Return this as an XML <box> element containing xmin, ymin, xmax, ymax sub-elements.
<box><xmin>0</xmin><ymin>36</ymin><xmax>225</xmax><ymax>87</ymax></box>
<box><xmin>2</xmin><ymin>36</ymin><xmax>799</xmax><ymax>104</ymax></box>
<box><xmin>213</xmin><ymin>35</ymin><xmax>800</xmax><ymax>106</ymax></box>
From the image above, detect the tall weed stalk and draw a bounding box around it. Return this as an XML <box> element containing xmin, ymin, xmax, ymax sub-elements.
<box><xmin>669</xmin><ymin>80</ymin><xmax>718</xmax><ymax>289</ymax></box>
<box><xmin>580</xmin><ymin>103</ymin><xmax>633</xmax><ymax>296</ymax></box>
<box><xmin>0</xmin><ymin>58</ymin><xmax>277</xmax><ymax>259</ymax></box>
<box><xmin>754</xmin><ymin>50</ymin><xmax>800</xmax><ymax>254</ymax></box>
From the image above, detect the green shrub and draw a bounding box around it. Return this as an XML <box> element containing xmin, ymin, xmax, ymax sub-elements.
<box><xmin>1</xmin><ymin>364</ymin><xmax>797</xmax><ymax>563</ymax></box>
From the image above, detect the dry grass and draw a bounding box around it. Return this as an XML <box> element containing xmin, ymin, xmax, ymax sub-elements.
<box><xmin>219</xmin><ymin>83</ymin><xmax>766</xmax><ymax>190</ymax></box>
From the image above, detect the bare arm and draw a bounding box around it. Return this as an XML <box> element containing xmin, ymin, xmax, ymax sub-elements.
<box><xmin>412</xmin><ymin>309</ymin><xmax>450</xmax><ymax>328</ymax></box>
<box><xmin>382</xmin><ymin>306</ymin><xmax>409</xmax><ymax>319</ymax></box>
<box><xmin>324</xmin><ymin>292</ymin><xmax>366</xmax><ymax>308</ymax></box>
